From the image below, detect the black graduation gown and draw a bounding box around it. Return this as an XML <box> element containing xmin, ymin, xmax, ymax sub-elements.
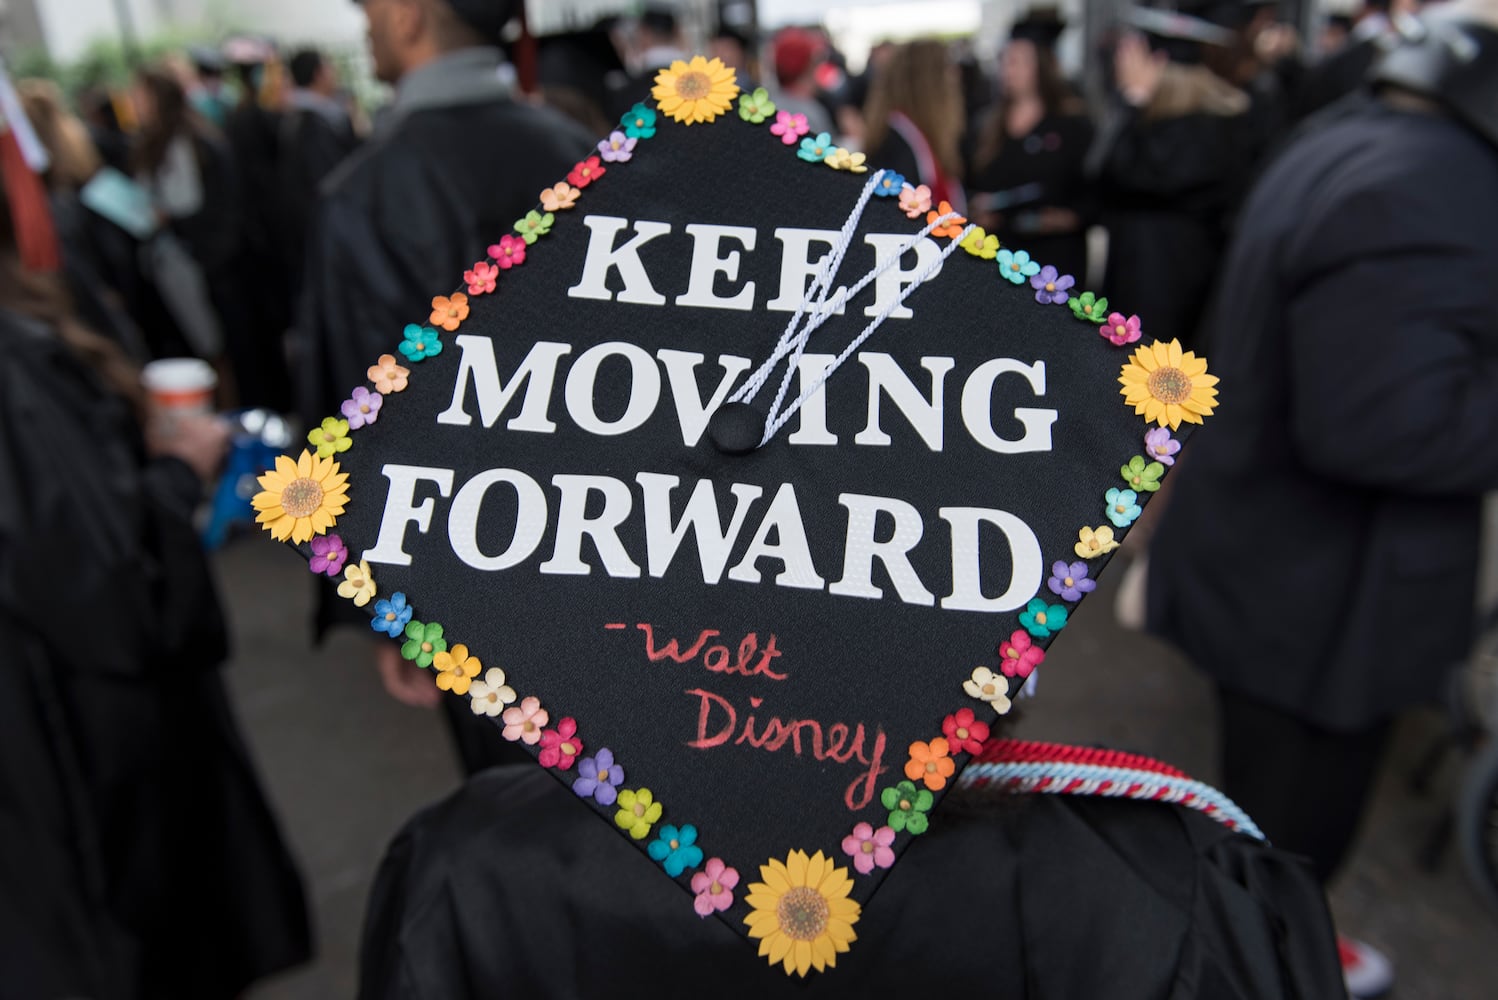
<box><xmin>1092</xmin><ymin>105</ymin><xmax>1249</xmax><ymax>347</ymax></box>
<box><xmin>358</xmin><ymin>766</ymin><xmax>1343</xmax><ymax>999</ymax></box>
<box><xmin>277</xmin><ymin>106</ymin><xmax>360</xmax><ymax>305</ymax></box>
<box><xmin>0</xmin><ymin>311</ymin><xmax>312</xmax><ymax>998</ymax></box>
<box><xmin>1147</xmin><ymin>102</ymin><xmax>1498</xmax><ymax>731</ymax></box>
<box><xmin>966</xmin><ymin>111</ymin><xmax>1095</xmax><ymax>284</ymax></box>
<box><xmin>297</xmin><ymin>96</ymin><xmax>593</xmax><ymax>773</ymax></box>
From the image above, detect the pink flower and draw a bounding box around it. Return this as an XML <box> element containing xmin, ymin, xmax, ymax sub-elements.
<box><xmin>998</xmin><ymin>629</ymin><xmax>1046</xmax><ymax>679</ymax></box>
<box><xmin>899</xmin><ymin>183</ymin><xmax>933</xmax><ymax>219</ymax></box>
<box><xmin>1102</xmin><ymin>312</ymin><xmax>1142</xmax><ymax>346</ymax></box>
<box><xmin>690</xmin><ymin>857</ymin><xmax>739</xmax><ymax>917</ymax></box>
<box><xmin>501</xmin><ymin>696</ymin><xmax>548</xmax><ymax>744</ymax></box>
<box><xmin>538</xmin><ymin>716</ymin><xmax>583</xmax><ymax>769</ymax></box>
<box><xmin>840</xmin><ymin>822</ymin><xmax>896</xmax><ymax>875</ymax></box>
<box><xmin>464</xmin><ymin>260</ymin><xmax>498</xmax><ymax>295</ymax></box>
<box><xmin>769</xmin><ymin>110</ymin><xmax>810</xmax><ymax>146</ymax></box>
<box><xmin>487</xmin><ymin>234</ymin><xmax>527</xmax><ymax>270</ymax></box>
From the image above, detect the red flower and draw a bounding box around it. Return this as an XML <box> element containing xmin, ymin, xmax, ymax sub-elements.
<box><xmin>941</xmin><ymin>707</ymin><xmax>990</xmax><ymax>756</ymax></box>
<box><xmin>464</xmin><ymin>260</ymin><xmax>498</xmax><ymax>295</ymax></box>
<box><xmin>538</xmin><ymin>717</ymin><xmax>584</xmax><ymax>769</ymax></box>
<box><xmin>568</xmin><ymin>155</ymin><xmax>606</xmax><ymax>189</ymax></box>
<box><xmin>998</xmin><ymin>630</ymin><xmax>1045</xmax><ymax>679</ymax></box>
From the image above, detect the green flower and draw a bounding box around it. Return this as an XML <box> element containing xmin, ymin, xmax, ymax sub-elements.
<box><xmin>881</xmin><ymin>780</ymin><xmax>934</xmax><ymax>835</ymax></box>
<box><xmin>621</xmin><ymin>102</ymin><xmax>657</xmax><ymax>139</ymax></box>
<box><xmin>513</xmin><ymin>210</ymin><xmax>555</xmax><ymax>245</ymax></box>
<box><xmin>737</xmin><ymin>87</ymin><xmax>776</xmax><ymax>124</ymax></box>
<box><xmin>401</xmin><ymin>620</ymin><xmax>447</xmax><ymax>668</ymax></box>
<box><xmin>1069</xmin><ymin>291</ymin><xmax>1109</xmax><ymax>323</ymax></box>
<box><xmin>1120</xmin><ymin>455</ymin><xmax>1166</xmax><ymax>493</ymax></box>
<box><xmin>307</xmin><ymin>416</ymin><xmax>351</xmax><ymax>458</ymax></box>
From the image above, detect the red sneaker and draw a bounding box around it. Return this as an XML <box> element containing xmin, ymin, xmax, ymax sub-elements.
<box><xmin>1339</xmin><ymin>935</ymin><xmax>1394</xmax><ymax>999</ymax></box>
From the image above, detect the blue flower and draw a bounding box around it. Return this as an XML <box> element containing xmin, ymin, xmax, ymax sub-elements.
<box><xmin>647</xmin><ymin>823</ymin><xmax>704</xmax><ymax>877</ymax></box>
<box><xmin>1018</xmin><ymin>597</ymin><xmax>1068</xmax><ymax>639</ymax></box>
<box><xmin>398</xmin><ymin>323</ymin><xmax>443</xmax><ymax>362</ymax></box>
<box><xmin>997</xmin><ymin>249</ymin><xmax>1040</xmax><ymax>285</ymax></box>
<box><xmin>1105</xmin><ymin>487</ymin><xmax>1143</xmax><ymax>528</ymax></box>
<box><xmin>874</xmin><ymin>171</ymin><xmax>907</xmax><ymax>197</ymax></box>
<box><xmin>370</xmin><ymin>592</ymin><xmax>413</xmax><ymax>638</ymax></box>
<box><xmin>797</xmin><ymin>131</ymin><xmax>835</xmax><ymax>163</ymax></box>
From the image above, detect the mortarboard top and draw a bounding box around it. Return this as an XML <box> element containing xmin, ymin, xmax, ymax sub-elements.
<box><xmin>1128</xmin><ymin>5</ymin><xmax>1238</xmax><ymax>62</ymax></box>
<box><xmin>1009</xmin><ymin>6</ymin><xmax>1068</xmax><ymax>49</ymax></box>
<box><xmin>254</xmin><ymin>56</ymin><xmax>1222</xmax><ymax>977</ymax></box>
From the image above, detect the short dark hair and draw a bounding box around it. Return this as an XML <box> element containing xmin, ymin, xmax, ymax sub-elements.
<box><xmin>289</xmin><ymin>48</ymin><xmax>325</xmax><ymax>89</ymax></box>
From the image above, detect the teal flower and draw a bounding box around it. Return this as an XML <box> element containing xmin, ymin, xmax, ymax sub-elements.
<box><xmin>1018</xmin><ymin>597</ymin><xmax>1068</xmax><ymax>639</ymax></box>
<box><xmin>737</xmin><ymin>87</ymin><xmax>776</xmax><ymax>124</ymax></box>
<box><xmin>997</xmin><ymin>248</ymin><xmax>1040</xmax><ymax>285</ymax></box>
<box><xmin>1069</xmin><ymin>291</ymin><xmax>1109</xmax><ymax>323</ymax></box>
<box><xmin>1120</xmin><ymin>455</ymin><xmax>1166</xmax><ymax>493</ymax></box>
<box><xmin>1105</xmin><ymin>487</ymin><xmax>1143</xmax><ymax>528</ymax></box>
<box><xmin>647</xmin><ymin>823</ymin><xmax>705</xmax><ymax>877</ymax></box>
<box><xmin>621</xmin><ymin>103</ymin><xmax>657</xmax><ymax>139</ymax></box>
<box><xmin>398</xmin><ymin>323</ymin><xmax>443</xmax><ymax>362</ymax></box>
<box><xmin>401</xmin><ymin>619</ymin><xmax>447</xmax><ymax>668</ymax></box>
<box><xmin>797</xmin><ymin>131</ymin><xmax>835</xmax><ymax>163</ymax></box>
<box><xmin>881</xmin><ymin>780</ymin><xmax>934</xmax><ymax>834</ymax></box>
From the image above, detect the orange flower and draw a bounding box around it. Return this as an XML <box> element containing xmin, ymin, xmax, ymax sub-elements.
<box><xmin>430</xmin><ymin>293</ymin><xmax>469</xmax><ymax>332</ymax></box>
<box><xmin>540</xmin><ymin>182</ymin><xmax>581</xmax><ymax>212</ymax></box>
<box><xmin>903</xmin><ymin>737</ymin><xmax>955</xmax><ymax>791</ymax></box>
<box><xmin>926</xmin><ymin>201</ymin><xmax>967</xmax><ymax>240</ymax></box>
<box><xmin>367</xmin><ymin>353</ymin><xmax>409</xmax><ymax>393</ymax></box>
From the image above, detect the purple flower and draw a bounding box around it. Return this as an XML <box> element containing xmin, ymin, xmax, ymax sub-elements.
<box><xmin>341</xmin><ymin>386</ymin><xmax>383</xmax><ymax>429</ymax></box>
<box><xmin>309</xmin><ymin>534</ymin><xmax>348</xmax><ymax>577</ymax></box>
<box><xmin>1145</xmin><ymin>427</ymin><xmax>1180</xmax><ymax>467</ymax></box>
<box><xmin>1030</xmin><ymin>265</ymin><xmax>1074</xmax><ymax>305</ymax></box>
<box><xmin>1047</xmin><ymin>560</ymin><xmax>1096</xmax><ymax>602</ymax></box>
<box><xmin>597</xmin><ymin>130</ymin><xmax>637</xmax><ymax>163</ymax></box>
<box><xmin>573</xmin><ymin>747</ymin><xmax>625</xmax><ymax>806</ymax></box>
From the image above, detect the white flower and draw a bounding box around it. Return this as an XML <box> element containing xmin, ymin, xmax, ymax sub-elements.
<box><xmin>469</xmin><ymin>668</ymin><xmax>517</xmax><ymax>717</ymax></box>
<box><xmin>963</xmin><ymin>667</ymin><xmax>1012</xmax><ymax>714</ymax></box>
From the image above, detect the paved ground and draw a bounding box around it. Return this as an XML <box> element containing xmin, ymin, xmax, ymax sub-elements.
<box><xmin>221</xmin><ymin>534</ymin><xmax>1498</xmax><ymax>999</ymax></box>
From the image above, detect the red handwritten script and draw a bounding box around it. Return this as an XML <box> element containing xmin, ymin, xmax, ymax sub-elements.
<box><xmin>635</xmin><ymin>623</ymin><xmax>788</xmax><ymax>680</ymax></box>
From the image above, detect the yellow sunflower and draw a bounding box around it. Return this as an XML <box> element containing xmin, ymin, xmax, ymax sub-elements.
<box><xmin>743</xmin><ymin>850</ymin><xmax>860</xmax><ymax>977</ymax></box>
<box><xmin>1118</xmin><ymin>338</ymin><xmax>1219</xmax><ymax>430</ymax></box>
<box><xmin>652</xmin><ymin>56</ymin><xmax>739</xmax><ymax>125</ymax></box>
<box><xmin>252</xmin><ymin>450</ymin><xmax>350</xmax><ymax>544</ymax></box>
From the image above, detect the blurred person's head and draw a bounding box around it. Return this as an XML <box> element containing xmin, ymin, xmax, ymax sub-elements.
<box><xmin>290</xmin><ymin>48</ymin><xmax>336</xmax><ymax>95</ymax></box>
<box><xmin>635</xmin><ymin>6</ymin><xmax>682</xmax><ymax>52</ymax></box>
<box><xmin>1320</xmin><ymin>14</ymin><xmax>1354</xmax><ymax>53</ymax></box>
<box><xmin>710</xmin><ymin>25</ymin><xmax>756</xmax><ymax>76</ymax></box>
<box><xmin>773</xmin><ymin>27</ymin><xmax>823</xmax><ymax>91</ymax></box>
<box><xmin>361</xmin><ymin>0</ymin><xmax>519</xmax><ymax>85</ymax></box>
<box><xmin>973</xmin><ymin>20</ymin><xmax>1078</xmax><ymax>172</ymax></box>
<box><xmin>18</xmin><ymin>80</ymin><xmax>102</xmax><ymax>192</ymax></box>
<box><xmin>1373</xmin><ymin>0</ymin><xmax>1498</xmax><ymax>147</ymax></box>
<box><xmin>863</xmin><ymin>39</ymin><xmax>965</xmax><ymax>179</ymax></box>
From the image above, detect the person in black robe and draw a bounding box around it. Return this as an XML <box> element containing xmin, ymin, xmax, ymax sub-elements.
<box><xmin>278</xmin><ymin>48</ymin><xmax>360</xmax><ymax>310</ymax></box>
<box><xmin>0</xmin><ymin>158</ymin><xmax>311</xmax><ymax>998</ymax></box>
<box><xmin>1292</xmin><ymin>0</ymin><xmax>1419</xmax><ymax>121</ymax></box>
<box><xmin>966</xmin><ymin>11</ymin><xmax>1094</xmax><ymax>286</ymax></box>
<box><xmin>357</xmin><ymin>759</ymin><xmax>1343</xmax><ymax>999</ymax></box>
<box><xmin>1089</xmin><ymin>10</ymin><xmax>1252</xmax><ymax>348</ymax></box>
<box><xmin>1145</xmin><ymin>6</ymin><xmax>1498</xmax><ymax>994</ymax></box>
<box><xmin>297</xmin><ymin>0</ymin><xmax>593</xmax><ymax>774</ymax></box>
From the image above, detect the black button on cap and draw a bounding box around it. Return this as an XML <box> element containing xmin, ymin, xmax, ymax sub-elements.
<box><xmin>708</xmin><ymin>402</ymin><xmax>763</xmax><ymax>455</ymax></box>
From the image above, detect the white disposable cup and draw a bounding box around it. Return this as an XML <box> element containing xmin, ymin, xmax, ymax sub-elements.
<box><xmin>142</xmin><ymin>358</ymin><xmax>218</xmax><ymax>417</ymax></box>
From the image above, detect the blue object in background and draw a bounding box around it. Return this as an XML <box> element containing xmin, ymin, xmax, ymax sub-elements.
<box><xmin>205</xmin><ymin>410</ymin><xmax>295</xmax><ymax>550</ymax></box>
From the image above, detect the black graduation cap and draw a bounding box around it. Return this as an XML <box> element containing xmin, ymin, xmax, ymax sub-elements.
<box><xmin>254</xmin><ymin>56</ymin><xmax>1220</xmax><ymax>977</ymax></box>
<box><xmin>1128</xmin><ymin>5</ymin><xmax>1239</xmax><ymax>62</ymax></box>
<box><xmin>1010</xmin><ymin>6</ymin><xmax>1068</xmax><ymax>49</ymax></box>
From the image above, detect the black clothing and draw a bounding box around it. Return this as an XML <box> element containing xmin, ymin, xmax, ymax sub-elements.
<box><xmin>967</xmin><ymin>111</ymin><xmax>1094</xmax><ymax>284</ymax></box>
<box><xmin>359</xmin><ymin>765</ymin><xmax>1343</xmax><ymax>1000</ymax></box>
<box><xmin>278</xmin><ymin>104</ymin><xmax>359</xmax><ymax>305</ymax></box>
<box><xmin>298</xmin><ymin>91</ymin><xmax>591</xmax><ymax>774</ymax></box>
<box><xmin>1147</xmin><ymin>101</ymin><xmax>1498</xmax><ymax>731</ymax></box>
<box><xmin>1293</xmin><ymin>38</ymin><xmax>1383</xmax><ymax>121</ymax></box>
<box><xmin>1218</xmin><ymin>688</ymin><xmax>1390</xmax><ymax>884</ymax></box>
<box><xmin>1092</xmin><ymin>102</ymin><xmax>1248</xmax><ymax>346</ymax></box>
<box><xmin>0</xmin><ymin>310</ymin><xmax>311</xmax><ymax>998</ymax></box>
